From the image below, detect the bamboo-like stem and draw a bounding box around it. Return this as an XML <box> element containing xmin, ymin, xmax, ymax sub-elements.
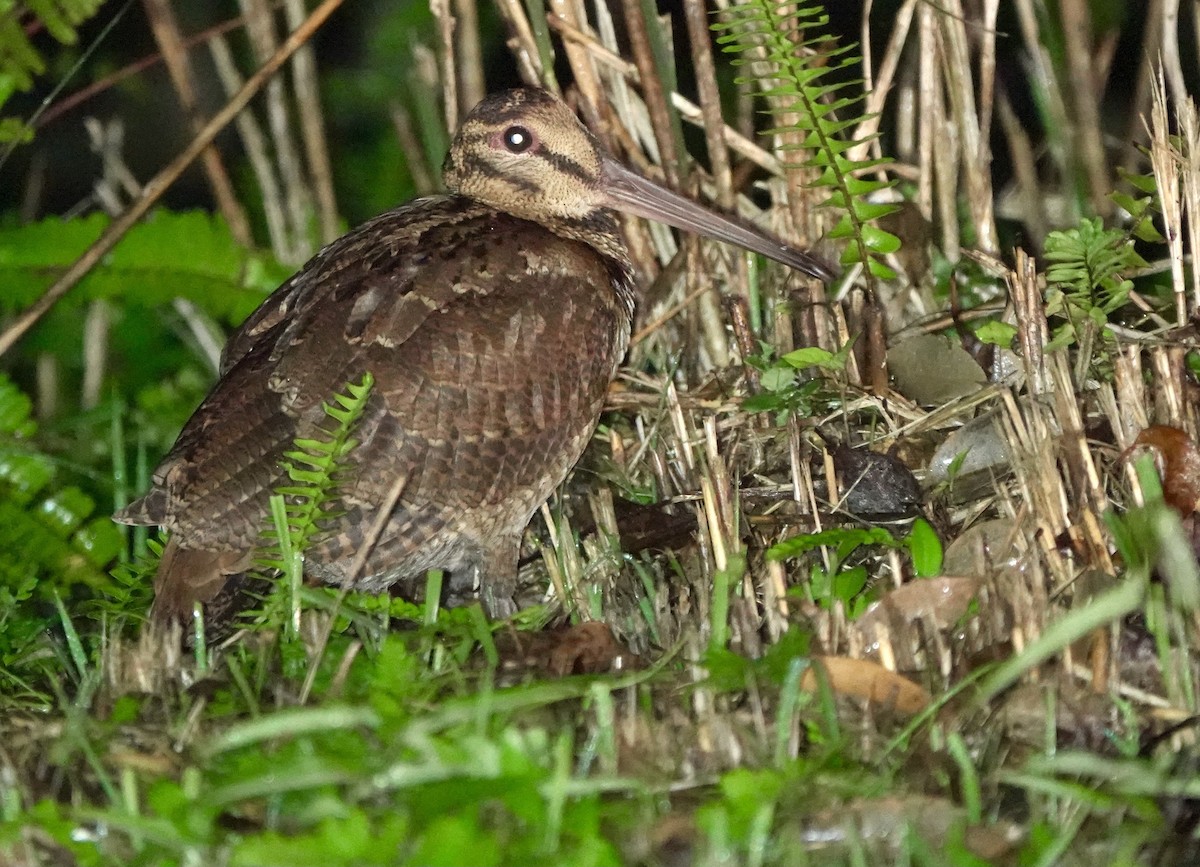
<box><xmin>141</xmin><ymin>0</ymin><xmax>253</xmax><ymax>246</ymax></box>
<box><xmin>283</xmin><ymin>0</ymin><xmax>339</xmax><ymax>243</ymax></box>
<box><xmin>239</xmin><ymin>0</ymin><xmax>313</xmax><ymax>263</ymax></box>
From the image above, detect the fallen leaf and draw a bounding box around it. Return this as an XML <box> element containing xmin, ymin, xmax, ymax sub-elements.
<box><xmin>495</xmin><ymin>621</ymin><xmax>642</xmax><ymax>677</ymax></box>
<box><xmin>802</xmin><ymin>656</ymin><xmax>931</xmax><ymax>714</ymax></box>
<box><xmin>853</xmin><ymin>576</ymin><xmax>981</xmax><ymax>654</ymax></box>
<box><xmin>1123</xmin><ymin>425</ymin><xmax>1200</xmax><ymax>514</ymax></box>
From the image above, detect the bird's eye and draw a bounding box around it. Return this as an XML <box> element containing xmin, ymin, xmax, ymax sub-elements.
<box><xmin>502</xmin><ymin>125</ymin><xmax>534</xmax><ymax>153</ymax></box>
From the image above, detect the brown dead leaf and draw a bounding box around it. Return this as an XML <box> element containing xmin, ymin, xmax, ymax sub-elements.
<box><xmin>855</xmin><ymin>576</ymin><xmax>981</xmax><ymax>638</ymax></box>
<box><xmin>802</xmin><ymin>656</ymin><xmax>932</xmax><ymax>715</ymax></box>
<box><xmin>1123</xmin><ymin>425</ymin><xmax>1200</xmax><ymax>514</ymax></box>
<box><xmin>495</xmin><ymin>621</ymin><xmax>642</xmax><ymax>677</ymax></box>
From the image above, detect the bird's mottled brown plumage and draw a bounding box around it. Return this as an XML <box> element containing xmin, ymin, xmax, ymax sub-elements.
<box><xmin>114</xmin><ymin>87</ymin><xmax>830</xmax><ymax>623</ymax></box>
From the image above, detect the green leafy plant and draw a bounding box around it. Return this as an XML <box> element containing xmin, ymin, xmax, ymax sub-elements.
<box><xmin>743</xmin><ymin>340</ymin><xmax>849</xmax><ymax>423</ymax></box>
<box><xmin>1112</xmin><ymin>169</ymin><xmax>1166</xmax><ymax>245</ymax></box>
<box><xmin>0</xmin><ymin>372</ymin><xmax>122</xmax><ymax>594</ymax></box>
<box><xmin>0</xmin><ymin>211</ymin><xmax>284</xmax><ymax>318</ymax></box>
<box><xmin>1043</xmin><ymin>216</ymin><xmax>1147</xmax><ymax>356</ymax></box>
<box><xmin>768</xmin><ymin>519</ymin><xmax>943</xmax><ymax>617</ymax></box>
<box><xmin>0</xmin><ymin>372</ymin><xmax>122</xmax><ymax>687</ymax></box>
<box><xmin>713</xmin><ymin>0</ymin><xmax>901</xmax><ymax>281</ymax></box>
<box><xmin>251</xmin><ymin>372</ymin><xmax>375</xmax><ymax>641</ymax></box>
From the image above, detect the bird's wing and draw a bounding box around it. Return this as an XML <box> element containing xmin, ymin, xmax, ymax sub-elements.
<box><xmin>220</xmin><ymin>196</ymin><xmax>466</xmax><ymax>374</ymax></box>
<box><xmin>113</xmin><ymin>203</ymin><xmax>625</xmax><ymax>555</ymax></box>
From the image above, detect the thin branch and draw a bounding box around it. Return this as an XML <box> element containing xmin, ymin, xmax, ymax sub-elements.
<box><xmin>0</xmin><ymin>0</ymin><xmax>347</xmax><ymax>360</ymax></box>
<box><xmin>34</xmin><ymin>6</ymin><xmax>277</xmax><ymax>131</ymax></box>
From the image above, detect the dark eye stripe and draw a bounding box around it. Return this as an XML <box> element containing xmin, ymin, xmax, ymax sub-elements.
<box><xmin>540</xmin><ymin>151</ymin><xmax>590</xmax><ymax>182</ymax></box>
<box><xmin>471</xmin><ymin>160</ymin><xmax>540</xmax><ymax>194</ymax></box>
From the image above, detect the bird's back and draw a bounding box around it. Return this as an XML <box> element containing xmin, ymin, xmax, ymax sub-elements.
<box><xmin>116</xmin><ymin>196</ymin><xmax>635</xmax><ymax>617</ymax></box>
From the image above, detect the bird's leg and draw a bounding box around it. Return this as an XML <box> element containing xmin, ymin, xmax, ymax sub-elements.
<box><xmin>477</xmin><ymin>533</ymin><xmax>521</xmax><ymax>619</ymax></box>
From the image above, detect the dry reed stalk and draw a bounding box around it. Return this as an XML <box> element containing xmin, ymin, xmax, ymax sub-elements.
<box><xmin>282</xmin><ymin>0</ymin><xmax>339</xmax><ymax>243</ymax></box>
<box><xmin>1007</xmin><ymin>248</ymin><xmax>1049</xmax><ymax>395</ymax></box>
<box><xmin>682</xmin><ymin>0</ymin><xmax>732</xmax><ymax>209</ymax></box>
<box><xmin>389</xmin><ymin>102</ymin><xmax>437</xmax><ymax>194</ymax></box>
<box><xmin>848</xmin><ymin>0</ymin><xmax>912</xmax><ymax>169</ymax></box>
<box><xmin>491</xmin><ymin>0</ymin><xmax>545</xmax><ymax>83</ymax></box>
<box><xmin>996</xmin><ymin>87</ymin><xmax>1047</xmax><ymax>245</ymax></box>
<box><xmin>915</xmin><ymin>5</ymin><xmax>937</xmax><ymax>226</ymax></box>
<box><xmin>238</xmin><ymin>0</ymin><xmax>315</xmax><ymax>264</ymax></box>
<box><xmin>1118</xmin><ymin>0</ymin><xmax>1164</xmax><ymax>174</ymax></box>
<box><xmin>208</xmin><ymin>34</ymin><xmax>293</xmax><ymax>260</ymax></box>
<box><xmin>1059</xmin><ymin>0</ymin><xmax>1111</xmax><ymax>215</ymax></box>
<box><xmin>430</xmin><ymin>0</ymin><xmax>460</xmax><ymax>131</ymax></box>
<box><xmin>553</xmin><ymin>0</ymin><xmax>605</xmax><ymax>118</ymax></box>
<box><xmin>935</xmin><ymin>0</ymin><xmax>997</xmax><ymax>253</ymax></box>
<box><xmin>452</xmin><ymin>0</ymin><xmax>485</xmax><ymax>112</ymax></box>
<box><xmin>142</xmin><ymin>0</ymin><xmax>252</xmax><ymax>246</ymax></box>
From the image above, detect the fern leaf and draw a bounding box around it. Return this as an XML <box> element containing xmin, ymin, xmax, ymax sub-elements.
<box><xmin>713</xmin><ymin>0</ymin><xmax>901</xmax><ymax>283</ymax></box>
<box><xmin>251</xmin><ymin>373</ymin><xmax>375</xmax><ymax>629</ymax></box>
<box><xmin>0</xmin><ymin>373</ymin><xmax>122</xmax><ymax>601</ymax></box>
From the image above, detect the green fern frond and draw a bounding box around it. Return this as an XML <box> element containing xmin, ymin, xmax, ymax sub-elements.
<box><xmin>0</xmin><ymin>372</ymin><xmax>122</xmax><ymax>597</ymax></box>
<box><xmin>258</xmin><ymin>372</ymin><xmax>375</xmax><ymax>571</ymax></box>
<box><xmin>90</xmin><ymin>540</ymin><xmax>158</xmax><ymax>622</ymax></box>
<box><xmin>0</xmin><ymin>372</ymin><xmax>123</xmax><ymax>682</ymax></box>
<box><xmin>1044</xmin><ymin>217</ymin><xmax>1145</xmax><ymax>316</ymax></box>
<box><xmin>713</xmin><ymin>0</ymin><xmax>900</xmax><ymax>281</ymax></box>
<box><xmin>248</xmin><ymin>373</ymin><xmax>374</xmax><ymax>641</ymax></box>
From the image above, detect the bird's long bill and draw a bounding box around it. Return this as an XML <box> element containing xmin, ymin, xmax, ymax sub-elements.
<box><xmin>599</xmin><ymin>156</ymin><xmax>834</xmax><ymax>281</ymax></box>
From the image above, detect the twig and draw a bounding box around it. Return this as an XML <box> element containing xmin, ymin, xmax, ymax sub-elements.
<box><xmin>300</xmin><ymin>470</ymin><xmax>409</xmax><ymax>703</ymax></box>
<box><xmin>33</xmin><ymin>6</ymin><xmax>282</xmax><ymax>131</ymax></box>
<box><xmin>0</xmin><ymin>0</ymin><xmax>346</xmax><ymax>360</ymax></box>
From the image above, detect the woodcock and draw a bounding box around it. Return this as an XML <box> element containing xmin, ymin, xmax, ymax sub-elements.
<box><xmin>114</xmin><ymin>87</ymin><xmax>832</xmax><ymax>623</ymax></box>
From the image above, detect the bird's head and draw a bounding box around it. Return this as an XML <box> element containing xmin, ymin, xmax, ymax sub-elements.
<box><xmin>443</xmin><ymin>87</ymin><xmax>833</xmax><ymax>281</ymax></box>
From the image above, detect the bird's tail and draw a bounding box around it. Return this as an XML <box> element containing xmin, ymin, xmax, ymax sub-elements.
<box><xmin>150</xmin><ymin>537</ymin><xmax>253</xmax><ymax>626</ymax></box>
